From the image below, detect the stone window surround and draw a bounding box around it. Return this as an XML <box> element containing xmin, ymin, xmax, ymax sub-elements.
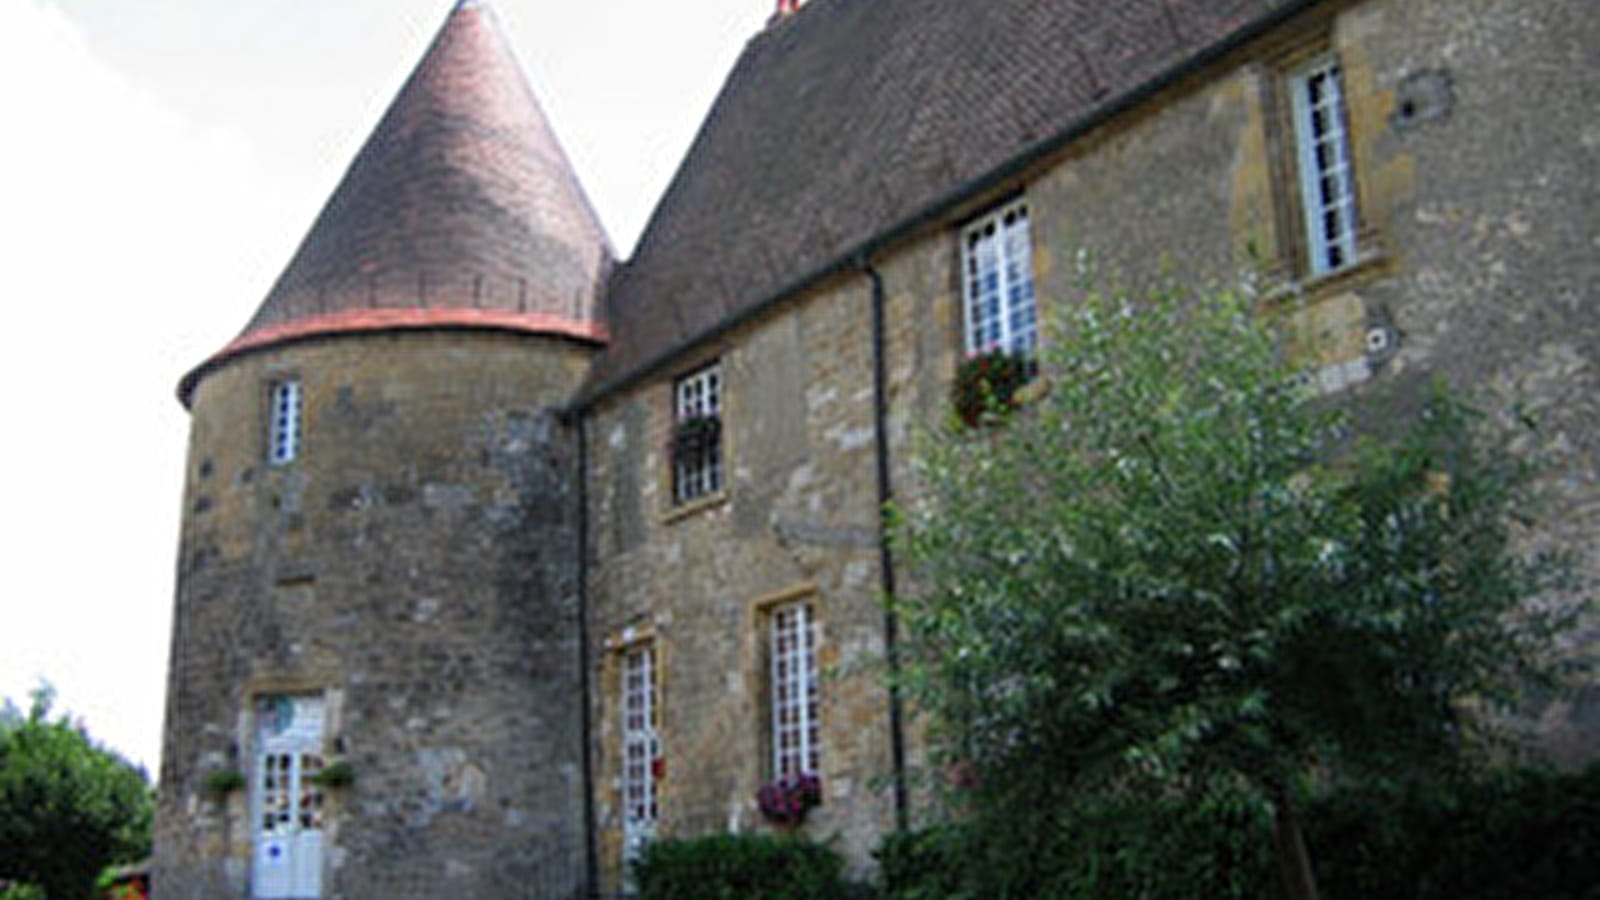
<box><xmin>1260</xmin><ymin>31</ymin><xmax>1386</xmax><ymax>291</ymax></box>
<box><xmin>1289</xmin><ymin>53</ymin><xmax>1359</xmax><ymax>277</ymax></box>
<box><xmin>619</xmin><ymin>638</ymin><xmax>661</xmax><ymax>858</ymax></box>
<box><xmin>599</xmin><ymin>621</ymin><xmax>669</xmax><ymax>889</ymax></box>
<box><xmin>766</xmin><ymin>595</ymin><xmax>821</xmax><ymax>779</ymax></box>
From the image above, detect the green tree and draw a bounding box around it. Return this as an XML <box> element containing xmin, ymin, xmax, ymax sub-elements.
<box><xmin>895</xmin><ymin>282</ymin><xmax>1576</xmax><ymax>899</ymax></box>
<box><xmin>0</xmin><ymin>686</ymin><xmax>153</xmax><ymax>900</ymax></box>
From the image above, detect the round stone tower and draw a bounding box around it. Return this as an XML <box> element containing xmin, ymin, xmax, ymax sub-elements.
<box><xmin>154</xmin><ymin>3</ymin><xmax>611</xmax><ymax>897</ymax></box>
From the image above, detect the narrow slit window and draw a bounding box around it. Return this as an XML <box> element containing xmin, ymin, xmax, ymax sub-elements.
<box><xmin>268</xmin><ymin>379</ymin><xmax>302</xmax><ymax>465</ymax></box>
<box><xmin>1290</xmin><ymin>57</ymin><xmax>1359</xmax><ymax>275</ymax></box>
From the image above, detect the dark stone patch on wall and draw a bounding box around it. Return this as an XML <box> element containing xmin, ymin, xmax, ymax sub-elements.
<box><xmin>1391</xmin><ymin>69</ymin><xmax>1453</xmax><ymax>132</ymax></box>
<box><xmin>384</xmin><ymin>483</ymin><xmax>417</xmax><ymax>506</ymax></box>
<box><xmin>735</xmin><ymin>317</ymin><xmax>813</xmax><ymax>539</ymax></box>
<box><xmin>610</xmin><ymin>399</ymin><xmax>647</xmax><ymax>556</ymax></box>
<box><xmin>332</xmin><ymin>383</ymin><xmax>398</xmax><ymax>435</ymax></box>
<box><xmin>773</xmin><ymin>519</ymin><xmax>878</xmax><ymax>550</ymax></box>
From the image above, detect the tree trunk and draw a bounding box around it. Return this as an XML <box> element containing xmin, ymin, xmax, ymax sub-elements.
<box><xmin>1272</xmin><ymin>780</ymin><xmax>1322</xmax><ymax>900</ymax></box>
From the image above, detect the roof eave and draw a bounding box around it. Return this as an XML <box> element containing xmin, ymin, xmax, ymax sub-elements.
<box><xmin>571</xmin><ymin>0</ymin><xmax>1331</xmax><ymax>413</ymax></box>
<box><xmin>177</xmin><ymin>309</ymin><xmax>609</xmax><ymax>408</ymax></box>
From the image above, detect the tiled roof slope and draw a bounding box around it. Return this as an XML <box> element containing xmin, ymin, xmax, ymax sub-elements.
<box><xmin>181</xmin><ymin>0</ymin><xmax>612</xmax><ymax>404</ymax></box>
<box><xmin>584</xmin><ymin>0</ymin><xmax>1302</xmax><ymax>402</ymax></box>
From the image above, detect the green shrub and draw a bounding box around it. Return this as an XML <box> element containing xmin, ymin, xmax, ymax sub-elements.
<box><xmin>878</xmin><ymin>787</ymin><xmax>1274</xmax><ymax>900</ymax></box>
<box><xmin>635</xmin><ymin>832</ymin><xmax>850</xmax><ymax>900</ymax></box>
<box><xmin>877</xmin><ymin>825</ymin><xmax>974</xmax><ymax>900</ymax></box>
<box><xmin>1309</xmin><ymin>764</ymin><xmax>1600</xmax><ymax>900</ymax></box>
<box><xmin>0</xmin><ymin>884</ymin><xmax>45</xmax><ymax>900</ymax></box>
<box><xmin>877</xmin><ymin>765</ymin><xmax>1600</xmax><ymax>900</ymax></box>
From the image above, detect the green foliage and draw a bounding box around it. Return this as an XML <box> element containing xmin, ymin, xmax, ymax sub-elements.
<box><xmin>876</xmin><ymin>825</ymin><xmax>977</xmax><ymax>900</ymax></box>
<box><xmin>877</xmin><ymin>785</ymin><xmax>1274</xmax><ymax>900</ymax></box>
<box><xmin>1308</xmin><ymin>764</ymin><xmax>1600</xmax><ymax>900</ymax></box>
<box><xmin>634</xmin><ymin>832</ymin><xmax>852</xmax><ymax>900</ymax></box>
<box><xmin>0</xmin><ymin>882</ymin><xmax>46</xmax><ymax>900</ymax></box>
<box><xmin>202</xmin><ymin>768</ymin><xmax>246</xmax><ymax>797</ymax></box>
<box><xmin>310</xmin><ymin>760</ymin><xmax>355</xmax><ymax>790</ymax></box>
<box><xmin>894</xmin><ymin>279</ymin><xmax>1574</xmax><ymax>892</ymax></box>
<box><xmin>0</xmin><ymin>686</ymin><xmax>154</xmax><ymax>900</ymax></box>
<box><xmin>877</xmin><ymin>765</ymin><xmax>1600</xmax><ymax>900</ymax></box>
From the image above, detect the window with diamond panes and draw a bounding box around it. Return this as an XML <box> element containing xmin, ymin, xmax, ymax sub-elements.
<box><xmin>621</xmin><ymin>643</ymin><xmax>661</xmax><ymax>851</ymax></box>
<box><xmin>268</xmin><ymin>379</ymin><xmax>302</xmax><ymax>465</ymax></box>
<box><xmin>771</xmin><ymin>602</ymin><xmax>820</xmax><ymax>777</ymax></box>
<box><xmin>1291</xmin><ymin>56</ymin><xmax>1359</xmax><ymax>275</ymax></box>
<box><xmin>962</xmin><ymin>200</ymin><xmax>1037</xmax><ymax>356</ymax></box>
<box><xmin>672</xmin><ymin>363</ymin><xmax>722</xmax><ymax>503</ymax></box>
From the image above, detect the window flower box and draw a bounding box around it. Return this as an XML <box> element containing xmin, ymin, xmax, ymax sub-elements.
<box><xmin>310</xmin><ymin>759</ymin><xmax>355</xmax><ymax>789</ymax></box>
<box><xmin>671</xmin><ymin>414</ymin><xmax>722</xmax><ymax>457</ymax></box>
<box><xmin>202</xmin><ymin>768</ymin><xmax>246</xmax><ymax>798</ymax></box>
<box><xmin>952</xmin><ymin>349</ymin><xmax>1035</xmax><ymax>428</ymax></box>
<box><xmin>756</xmin><ymin>772</ymin><xmax>822</xmax><ymax>827</ymax></box>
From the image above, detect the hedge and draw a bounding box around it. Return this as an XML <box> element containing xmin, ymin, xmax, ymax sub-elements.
<box><xmin>877</xmin><ymin>764</ymin><xmax>1600</xmax><ymax>900</ymax></box>
<box><xmin>634</xmin><ymin>832</ymin><xmax>855</xmax><ymax>900</ymax></box>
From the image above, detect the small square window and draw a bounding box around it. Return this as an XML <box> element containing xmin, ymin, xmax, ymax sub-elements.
<box><xmin>961</xmin><ymin>199</ymin><xmax>1037</xmax><ymax>357</ymax></box>
<box><xmin>1289</xmin><ymin>56</ymin><xmax>1359</xmax><ymax>276</ymax></box>
<box><xmin>671</xmin><ymin>363</ymin><xmax>722</xmax><ymax>504</ymax></box>
<box><xmin>267</xmin><ymin>379</ymin><xmax>302</xmax><ymax>465</ymax></box>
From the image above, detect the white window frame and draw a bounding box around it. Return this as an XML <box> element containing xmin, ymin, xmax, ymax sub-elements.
<box><xmin>672</xmin><ymin>363</ymin><xmax>723</xmax><ymax>503</ymax></box>
<box><xmin>770</xmin><ymin>602</ymin><xmax>820</xmax><ymax>778</ymax></box>
<box><xmin>1290</xmin><ymin>56</ymin><xmax>1359</xmax><ymax>276</ymax></box>
<box><xmin>268</xmin><ymin>379</ymin><xmax>303</xmax><ymax>465</ymax></box>
<box><xmin>961</xmin><ymin>199</ymin><xmax>1037</xmax><ymax>356</ymax></box>
<box><xmin>620</xmin><ymin>643</ymin><xmax>660</xmax><ymax>864</ymax></box>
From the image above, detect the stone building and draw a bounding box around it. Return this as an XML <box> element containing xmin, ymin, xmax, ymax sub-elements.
<box><xmin>155</xmin><ymin>0</ymin><xmax>1599</xmax><ymax>896</ymax></box>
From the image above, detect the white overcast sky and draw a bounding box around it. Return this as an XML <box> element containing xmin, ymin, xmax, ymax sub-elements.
<box><xmin>0</xmin><ymin>0</ymin><xmax>771</xmax><ymax>773</ymax></box>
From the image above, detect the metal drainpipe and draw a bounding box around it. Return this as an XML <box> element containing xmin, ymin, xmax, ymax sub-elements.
<box><xmin>863</xmin><ymin>257</ymin><xmax>910</xmax><ymax>832</ymax></box>
<box><xmin>573</xmin><ymin>411</ymin><xmax>600</xmax><ymax>898</ymax></box>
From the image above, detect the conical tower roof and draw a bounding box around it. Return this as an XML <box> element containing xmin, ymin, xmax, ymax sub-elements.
<box><xmin>180</xmin><ymin>0</ymin><xmax>612</xmax><ymax>404</ymax></box>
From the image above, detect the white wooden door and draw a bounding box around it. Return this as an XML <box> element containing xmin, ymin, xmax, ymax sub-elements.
<box><xmin>252</xmin><ymin>696</ymin><xmax>326</xmax><ymax>899</ymax></box>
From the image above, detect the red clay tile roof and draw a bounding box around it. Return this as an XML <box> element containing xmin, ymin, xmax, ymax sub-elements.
<box><xmin>581</xmin><ymin>0</ymin><xmax>1308</xmax><ymax>403</ymax></box>
<box><xmin>180</xmin><ymin>0</ymin><xmax>611</xmax><ymax>405</ymax></box>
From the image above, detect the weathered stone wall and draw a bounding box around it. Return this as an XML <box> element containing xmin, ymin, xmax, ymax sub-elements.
<box><xmin>1317</xmin><ymin>0</ymin><xmax>1600</xmax><ymax>761</ymax></box>
<box><xmin>156</xmin><ymin>331</ymin><xmax>594</xmax><ymax>900</ymax></box>
<box><xmin>584</xmin><ymin>0</ymin><xmax>1598</xmax><ymax>884</ymax></box>
<box><xmin>1022</xmin><ymin>0</ymin><xmax>1600</xmax><ymax>761</ymax></box>
<box><xmin>583</xmin><ymin>274</ymin><xmax>906</xmax><ymax>887</ymax></box>
<box><xmin>157</xmin><ymin>0</ymin><xmax>1597</xmax><ymax>894</ymax></box>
